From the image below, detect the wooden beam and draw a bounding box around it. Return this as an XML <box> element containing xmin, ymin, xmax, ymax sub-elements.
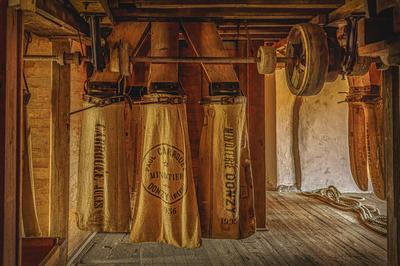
<box><xmin>49</xmin><ymin>40</ymin><xmax>71</xmax><ymax>263</ymax></box>
<box><xmin>0</xmin><ymin>2</ymin><xmax>7</xmax><ymax>263</ymax></box>
<box><xmin>327</xmin><ymin>0</ymin><xmax>365</xmax><ymax>25</ymax></box>
<box><xmin>247</xmin><ymin>40</ymin><xmax>267</xmax><ymax>228</ymax></box>
<box><xmin>218</xmin><ymin>33</ymin><xmax>288</xmax><ymax>39</ymax></box>
<box><xmin>221</xmin><ymin>37</ymin><xmax>282</xmax><ymax>41</ymax></box>
<box><xmin>99</xmin><ymin>0</ymin><xmax>115</xmax><ymax>24</ymax></box>
<box><xmin>113</xmin><ymin>8</ymin><xmax>327</xmax><ymax>21</ymax></box>
<box><xmin>33</xmin><ymin>0</ymin><xmax>89</xmax><ymax>35</ymax></box>
<box><xmin>384</xmin><ymin>66</ymin><xmax>400</xmax><ymax>265</ymax></box>
<box><xmin>182</xmin><ymin>22</ymin><xmax>238</xmax><ymax>82</ymax></box>
<box><xmin>0</xmin><ymin>5</ymin><xmax>23</xmax><ymax>265</ymax></box>
<box><xmin>150</xmin><ymin>22</ymin><xmax>179</xmax><ymax>83</ymax></box>
<box><xmin>217</xmin><ymin>27</ymin><xmax>292</xmax><ymax>33</ymax></box>
<box><xmin>120</xmin><ymin>0</ymin><xmax>344</xmax><ymax>9</ymax></box>
<box><xmin>217</xmin><ymin>19</ymin><xmax>309</xmax><ymax>27</ymax></box>
<box><xmin>265</xmin><ymin>73</ymin><xmax>277</xmax><ymax>191</ymax></box>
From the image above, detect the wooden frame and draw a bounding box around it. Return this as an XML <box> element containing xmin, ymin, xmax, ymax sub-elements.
<box><xmin>49</xmin><ymin>40</ymin><xmax>71</xmax><ymax>264</ymax></box>
<box><xmin>384</xmin><ymin>67</ymin><xmax>400</xmax><ymax>265</ymax></box>
<box><xmin>0</xmin><ymin>4</ymin><xmax>23</xmax><ymax>265</ymax></box>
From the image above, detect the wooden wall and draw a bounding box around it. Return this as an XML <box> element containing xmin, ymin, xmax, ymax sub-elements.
<box><xmin>68</xmin><ymin>41</ymin><xmax>91</xmax><ymax>257</ymax></box>
<box><xmin>179</xmin><ymin>41</ymin><xmax>203</xmax><ymax>181</ymax></box>
<box><xmin>24</xmin><ymin>35</ymin><xmax>52</xmax><ymax>235</ymax></box>
<box><xmin>1</xmin><ymin>6</ymin><xmax>23</xmax><ymax>265</ymax></box>
<box><xmin>24</xmin><ymin>35</ymin><xmax>89</xmax><ymax>257</ymax></box>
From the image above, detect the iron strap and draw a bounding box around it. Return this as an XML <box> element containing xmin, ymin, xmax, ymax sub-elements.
<box><xmin>200</xmin><ymin>96</ymin><xmax>246</xmax><ymax>105</ymax></box>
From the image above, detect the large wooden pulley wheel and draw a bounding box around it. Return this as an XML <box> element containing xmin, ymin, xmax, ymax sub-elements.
<box><xmin>285</xmin><ymin>23</ymin><xmax>329</xmax><ymax>96</ymax></box>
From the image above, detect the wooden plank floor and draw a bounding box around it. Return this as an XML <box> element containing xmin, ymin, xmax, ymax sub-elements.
<box><xmin>71</xmin><ymin>192</ymin><xmax>387</xmax><ymax>265</ymax></box>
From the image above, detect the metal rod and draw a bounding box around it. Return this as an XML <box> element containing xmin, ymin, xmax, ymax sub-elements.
<box><xmin>88</xmin><ymin>15</ymin><xmax>105</xmax><ymax>71</ymax></box>
<box><xmin>133</xmin><ymin>56</ymin><xmax>263</xmax><ymax>64</ymax></box>
<box><xmin>24</xmin><ymin>55</ymin><xmax>287</xmax><ymax>64</ymax></box>
<box><xmin>23</xmin><ymin>54</ymin><xmax>90</xmax><ymax>62</ymax></box>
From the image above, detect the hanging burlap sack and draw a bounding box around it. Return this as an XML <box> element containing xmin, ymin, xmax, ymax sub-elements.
<box><xmin>77</xmin><ymin>102</ymin><xmax>130</xmax><ymax>232</ymax></box>
<box><xmin>198</xmin><ymin>96</ymin><xmax>256</xmax><ymax>239</ymax></box>
<box><xmin>124</xmin><ymin>102</ymin><xmax>142</xmax><ymax>212</ymax></box>
<box><xmin>130</xmin><ymin>93</ymin><xmax>201</xmax><ymax>248</ymax></box>
<box><xmin>21</xmin><ymin>106</ymin><xmax>42</xmax><ymax>237</ymax></box>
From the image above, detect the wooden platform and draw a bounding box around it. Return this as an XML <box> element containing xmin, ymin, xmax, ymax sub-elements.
<box><xmin>71</xmin><ymin>192</ymin><xmax>387</xmax><ymax>265</ymax></box>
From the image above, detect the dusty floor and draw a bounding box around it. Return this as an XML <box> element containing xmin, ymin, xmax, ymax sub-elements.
<box><xmin>71</xmin><ymin>192</ymin><xmax>387</xmax><ymax>265</ymax></box>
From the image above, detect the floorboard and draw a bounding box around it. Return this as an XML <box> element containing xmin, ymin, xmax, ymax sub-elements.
<box><xmin>71</xmin><ymin>192</ymin><xmax>387</xmax><ymax>265</ymax></box>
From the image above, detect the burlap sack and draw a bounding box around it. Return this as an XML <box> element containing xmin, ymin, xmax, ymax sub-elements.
<box><xmin>130</xmin><ymin>94</ymin><xmax>201</xmax><ymax>248</ymax></box>
<box><xmin>124</xmin><ymin>103</ymin><xmax>142</xmax><ymax>213</ymax></box>
<box><xmin>77</xmin><ymin>102</ymin><xmax>130</xmax><ymax>232</ymax></box>
<box><xmin>198</xmin><ymin>96</ymin><xmax>256</xmax><ymax>239</ymax></box>
<box><xmin>21</xmin><ymin>107</ymin><xmax>42</xmax><ymax>237</ymax></box>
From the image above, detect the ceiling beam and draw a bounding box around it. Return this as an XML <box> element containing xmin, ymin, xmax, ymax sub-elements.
<box><xmin>218</xmin><ymin>33</ymin><xmax>287</xmax><ymax>39</ymax></box>
<box><xmin>119</xmin><ymin>0</ymin><xmax>344</xmax><ymax>9</ymax></box>
<box><xmin>216</xmin><ymin>19</ymin><xmax>309</xmax><ymax>27</ymax></box>
<box><xmin>217</xmin><ymin>27</ymin><xmax>291</xmax><ymax>34</ymax></box>
<box><xmin>327</xmin><ymin>0</ymin><xmax>364</xmax><ymax>25</ymax></box>
<box><xmin>113</xmin><ymin>7</ymin><xmax>330</xmax><ymax>21</ymax></box>
<box><xmin>99</xmin><ymin>0</ymin><xmax>115</xmax><ymax>24</ymax></box>
<box><xmin>34</xmin><ymin>0</ymin><xmax>89</xmax><ymax>35</ymax></box>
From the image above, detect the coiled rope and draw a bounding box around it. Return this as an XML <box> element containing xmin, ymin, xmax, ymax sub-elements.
<box><xmin>302</xmin><ymin>186</ymin><xmax>387</xmax><ymax>236</ymax></box>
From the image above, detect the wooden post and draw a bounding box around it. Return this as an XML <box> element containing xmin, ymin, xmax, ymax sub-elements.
<box><xmin>49</xmin><ymin>40</ymin><xmax>71</xmax><ymax>262</ymax></box>
<box><xmin>179</xmin><ymin>40</ymin><xmax>203</xmax><ymax>181</ymax></box>
<box><xmin>384</xmin><ymin>66</ymin><xmax>400</xmax><ymax>265</ymax></box>
<box><xmin>247</xmin><ymin>40</ymin><xmax>267</xmax><ymax>229</ymax></box>
<box><xmin>265</xmin><ymin>73</ymin><xmax>277</xmax><ymax>191</ymax></box>
<box><xmin>150</xmin><ymin>22</ymin><xmax>179</xmax><ymax>83</ymax></box>
<box><xmin>181</xmin><ymin>22</ymin><xmax>239</xmax><ymax>83</ymax></box>
<box><xmin>0</xmin><ymin>5</ymin><xmax>23</xmax><ymax>265</ymax></box>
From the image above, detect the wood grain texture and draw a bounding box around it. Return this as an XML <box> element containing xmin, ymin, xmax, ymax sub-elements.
<box><xmin>68</xmin><ymin>41</ymin><xmax>91</xmax><ymax>259</ymax></box>
<box><xmin>150</xmin><ymin>22</ymin><xmax>179</xmax><ymax>83</ymax></box>
<box><xmin>49</xmin><ymin>40</ymin><xmax>71</xmax><ymax>262</ymax></box>
<box><xmin>223</xmin><ymin>40</ymin><xmax>266</xmax><ymax>228</ymax></box>
<box><xmin>182</xmin><ymin>22</ymin><xmax>239</xmax><ymax>83</ymax></box>
<box><xmin>179</xmin><ymin>42</ymin><xmax>203</xmax><ymax>180</ymax></box>
<box><xmin>364</xmin><ymin>100</ymin><xmax>385</xmax><ymax>199</ymax></box>
<box><xmin>383</xmin><ymin>67</ymin><xmax>400</xmax><ymax>266</ymax></box>
<box><xmin>73</xmin><ymin>192</ymin><xmax>387</xmax><ymax>265</ymax></box>
<box><xmin>247</xmin><ymin>40</ymin><xmax>266</xmax><ymax>228</ymax></box>
<box><xmin>347</xmin><ymin>102</ymin><xmax>369</xmax><ymax>191</ymax></box>
<box><xmin>265</xmin><ymin>73</ymin><xmax>277</xmax><ymax>191</ymax></box>
<box><xmin>24</xmin><ymin>36</ymin><xmax>53</xmax><ymax>235</ymax></box>
<box><xmin>0</xmin><ymin>1</ymin><xmax>8</xmax><ymax>262</ymax></box>
<box><xmin>347</xmin><ymin>66</ymin><xmax>386</xmax><ymax>198</ymax></box>
<box><xmin>1</xmin><ymin>6</ymin><xmax>23</xmax><ymax>266</ymax></box>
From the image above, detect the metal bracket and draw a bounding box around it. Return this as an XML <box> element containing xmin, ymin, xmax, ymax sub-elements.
<box><xmin>85</xmin><ymin>78</ymin><xmax>126</xmax><ymax>98</ymax></box>
<box><xmin>209</xmin><ymin>82</ymin><xmax>241</xmax><ymax>96</ymax></box>
<box><xmin>149</xmin><ymin>82</ymin><xmax>181</xmax><ymax>95</ymax></box>
<box><xmin>126</xmin><ymin>86</ymin><xmax>148</xmax><ymax>99</ymax></box>
<box><xmin>85</xmin><ymin>14</ymin><xmax>106</xmax><ymax>72</ymax></box>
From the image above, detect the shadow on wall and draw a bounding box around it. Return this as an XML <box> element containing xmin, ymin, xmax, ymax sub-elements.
<box><xmin>275</xmin><ymin>69</ymin><xmax>368</xmax><ymax>193</ymax></box>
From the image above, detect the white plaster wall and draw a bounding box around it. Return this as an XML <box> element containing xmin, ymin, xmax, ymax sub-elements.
<box><xmin>276</xmin><ymin>69</ymin><xmax>364</xmax><ymax>192</ymax></box>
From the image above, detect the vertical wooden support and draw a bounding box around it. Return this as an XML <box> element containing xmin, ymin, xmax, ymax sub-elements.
<box><xmin>384</xmin><ymin>66</ymin><xmax>400</xmax><ymax>266</ymax></box>
<box><xmin>0</xmin><ymin>2</ymin><xmax>8</xmax><ymax>263</ymax></box>
<box><xmin>181</xmin><ymin>22</ymin><xmax>239</xmax><ymax>83</ymax></box>
<box><xmin>0</xmin><ymin>5</ymin><xmax>23</xmax><ymax>265</ymax></box>
<box><xmin>49</xmin><ymin>40</ymin><xmax>71</xmax><ymax>261</ymax></box>
<box><xmin>265</xmin><ymin>73</ymin><xmax>277</xmax><ymax>191</ymax></box>
<box><xmin>150</xmin><ymin>22</ymin><xmax>179</xmax><ymax>83</ymax></box>
<box><xmin>179</xmin><ymin>41</ymin><xmax>203</xmax><ymax>180</ymax></box>
<box><xmin>247</xmin><ymin>40</ymin><xmax>266</xmax><ymax>229</ymax></box>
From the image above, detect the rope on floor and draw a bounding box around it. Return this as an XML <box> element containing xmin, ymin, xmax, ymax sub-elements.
<box><xmin>301</xmin><ymin>186</ymin><xmax>387</xmax><ymax>235</ymax></box>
